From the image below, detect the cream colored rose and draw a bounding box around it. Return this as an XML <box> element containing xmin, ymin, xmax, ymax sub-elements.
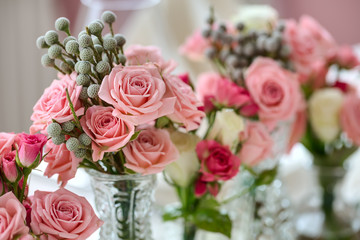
<box><xmin>207</xmin><ymin>109</ymin><xmax>244</xmax><ymax>150</ymax></box>
<box><xmin>164</xmin><ymin>131</ymin><xmax>200</xmax><ymax>187</ymax></box>
<box><xmin>233</xmin><ymin>5</ymin><xmax>278</xmax><ymax>31</ymax></box>
<box><xmin>309</xmin><ymin>88</ymin><xmax>344</xmax><ymax>143</ymax></box>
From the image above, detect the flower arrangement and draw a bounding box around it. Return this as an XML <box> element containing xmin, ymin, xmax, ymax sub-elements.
<box><xmin>162</xmin><ymin>6</ymin><xmax>302</xmax><ymax>239</ymax></box>
<box><xmin>32</xmin><ymin>11</ymin><xmax>204</xmax><ymax>185</ymax></box>
<box><xmin>282</xmin><ymin>14</ymin><xmax>360</xmax><ymax>237</ymax></box>
<box><xmin>0</xmin><ymin>132</ymin><xmax>102</xmax><ymax>240</ymax></box>
<box><xmin>32</xmin><ymin>10</ymin><xmax>205</xmax><ymax>240</ymax></box>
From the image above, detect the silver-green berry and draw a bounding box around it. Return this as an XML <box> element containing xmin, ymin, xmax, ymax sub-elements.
<box><xmin>243</xmin><ymin>42</ymin><xmax>255</xmax><ymax>57</ymax></box>
<box><xmin>114</xmin><ymin>34</ymin><xmax>126</xmax><ymax>46</ymax></box>
<box><xmin>55</xmin><ymin>17</ymin><xmax>70</xmax><ymax>32</ymax></box>
<box><xmin>78</xmin><ymin>34</ymin><xmax>93</xmax><ymax>48</ymax></box>
<box><xmin>47</xmin><ymin>122</ymin><xmax>62</xmax><ymax>137</ymax></box>
<box><xmin>79</xmin><ymin>87</ymin><xmax>88</xmax><ymax>100</ymax></box>
<box><xmin>280</xmin><ymin>45</ymin><xmax>291</xmax><ymax>58</ymax></box>
<box><xmin>36</xmin><ymin>36</ymin><xmax>49</xmax><ymax>49</ymax></box>
<box><xmin>118</xmin><ymin>54</ymin><xmax>126</xmax><ymax>65</ymax></box>
<box><xmin>79</xmin><ymin>133</ymin><xmax>92</xmax><ymax>146</ymax></box>
<box><xmin>103</xmin><ymin>37</ymin><xmax>117</xmax><ymax>51</ymax></box>
<box><xmin>74</xmin><ymin>148</ymin><xmax>86</xmax><ymax>158</ymax></box>
<box><xmin>92</xmin><ymin>36</ymin><xmax>101</xmax><ymax>45</ymax></box>
<box><xmin>41</xmin><ymin>54</ymin><xmax>55</xmax><ymax>67</ymax></box>
<box><xmin>78</xmin><ymin>30</ymin><xmax>88</xmax><ymax>39</ymax></box>
<box><xmin>87</xmin><ymin>84</ymin><xmax>100</xmax><ymax>98</ymax></box>
<box><xmin>60</xmin><ymin>61</ymin><xmax>72</xmax><ymax>74</ymax></box>
<box><xmin>80</xmin><ymin>48</ymin><xmax>94</xmax><ymax>61</ymax></box>
<box><xmin>66</xmin><ymin>137</ymin><xmax>80</xmax><ymax>152</ymax></box>
<box><xmin>94</xmin><ymin>44</ymin><xmax>103</xmax><ymax>55</ymax></box>
<box><xmin>95</xmin><ymin>61</ymin><xmax>110</xmax><ymax>74</ymax></box>
<box><xmin>88</xmin><ymin>21</ymin><xmax>103</xmax><ymax>35</ymax></box>
<box><xmin>61</xmin><ymin>121</ymin><xmax>75</xmax><ymax>132</ymax></box>
<box><xmin>65</xmin><ymin>59</ymin><xmax>75</xmax><ymax>68</ymax></box>
<box><xmin>77</xmin><ymin>61</ymin><xmax>91</xmax><ymax>74</ymax></box>
<box><xmin>63</xmin><ymin>36</ymin><xmax>76</xmax><ymax>46</ymax></box>
<box><xmin>76</xmin><ymin>74</ymin><xmax>90</xmax><ymax>86</ymax></box>
<box><xmin>48</xmin><ymin>45</ymin><xmax>63</xmax><ymax>59</ymax></box>
<box><xmin>101</xmin><ymin>11</ymin><xmax>116</xmax><ymax>24</ymax></box>
<box><xmin>95</xmin><ymin>19</ymin><xmax>104</xmax><ymax>29</ymax></box>
<box><xmin>44</xmin><ymin>30</ymin><xmax>59</xmax><ymax>45</ymax></box>
<box><xmin>52</xmin><ymin>135</ymin><xmax>65</xmax><ymax>145</ymax></box>
<box><xmin>65</xmin><ymin>40</ymin><xmax>79</xmax><ymax>54</ymax></box>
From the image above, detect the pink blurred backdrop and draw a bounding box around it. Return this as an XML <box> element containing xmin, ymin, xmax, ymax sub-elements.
<box><xmin>270</xmin><ymin>0</ymin><xmax>360</xmax><ymax>45</ymax></box>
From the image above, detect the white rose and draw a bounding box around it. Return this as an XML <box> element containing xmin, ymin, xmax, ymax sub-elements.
<box><xmin>164</xmin><ymin>131</ymin><xmax>200</xmax><ymax>187</ymax></box>
<box><xmin>207</xmin><ymin>108</ymin><xmax>245</xmax><ymax>150</ymax></box>
<box><xmin>232</xmin><ymin>5</ymin><xmax>278</xmax><ymax>31</ymax></box>
<box><xmin>309</xmin><ymin>88</ymin><xmax>344</xmax><ymax>143</ymax></box>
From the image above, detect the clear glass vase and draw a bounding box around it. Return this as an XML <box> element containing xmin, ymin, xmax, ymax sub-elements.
<box><xmin>86</xmin><ymin>169</ymin><xmax>156</xmax><ymax>240</ymax></box>
<box><xmin>224</xmin><ymin>171</ymin><xmax>297</xmax><ymax>240</ymax></box>
<box><xmin>297</xmin><ymin>164</ymin><xmax>360</xmax><ymax>240</ymax></box>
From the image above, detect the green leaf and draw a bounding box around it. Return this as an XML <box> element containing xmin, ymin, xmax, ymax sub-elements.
<box><xmin>130</xmin><ymin>131</ymin><xmax>141</xmax><ymax>141</ymax></box>
<box><xmin>155</xmin><ymin>116</ymin><xmax>170</xmax><ymax>128</ymax></box>
<box><xmin>162</xmin><ymin>206</ymin><xmax>183</xmax><ymax>221</ymax></box>
<box><xmin>65</xmin><ymin>88</ymin><xmax>82</xmax><ymax>130</ymax></box>
<box><xmin>198</xmin><ymin>197</ymin><xmax>220</xmax><ymax>210</ymax></box>
<box><xmin>254</xmin><ymin>167</ymin><xmax>277</xmax><ymax>186</ymax></box>
<box><xmin>193</xmin><ymin>208</ymin><xmax>232</xmax><ymax>238</ymax></box>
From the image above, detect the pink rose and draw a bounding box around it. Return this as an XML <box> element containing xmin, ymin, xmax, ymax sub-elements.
<box><xmin>44</xmin><ymin>140</ymin><xmax>82</xmax><ymax>186</ymax></box>
<box><xmin>331</xmin><ymin>45</ymin><xmax>360</xmax><ymax>68</ymax></box>
<box><xmin>197</xmin><ymin>72</ymin><xmax>223</xmax><ymax>102</ymax></box>
<box><xmin>1</xmin><ymin>151</ymin><xmax>19</xmax><ymax>182</ymax></box>
<box><xmin>81</xmin><ymin>105</ymin><xmax>135</xmax><ymax>161</ymax></box>
<box><xmin>197</xmin><ymin>73</ymin><xmax>257</xmax><ymax>114</ymax></box>
<box><xmin>284</xmin><ymin>15</ymin><xmax>336</xmax><ymax>81</ymax></box>
<box><xmin>0</xmin><ymin>132</ymin><xmax>15</xmax><ymax>158</ymax></box>
<box><xmin>16</xmin><ymin>133</ymin><xmax>47</xmax><ymax>168</ymax></box>
<box><xmin>125</xmin><ymin>44</ymin><xmax>177</xmax><ymax>74</ymax></box>
<box><xmin>98</xmin><ymin>64</ymin><xmax>176</xmax><ymax>125</ymax></box>
<box><xmin>195</xmin><ymin>178</ymin><xmax>220</xmax><ymax>197</ymax></box>
<box><xmin>30</xmin><ymin>73</ymin><xmax>84</xmax><ymax>134</ymax></box>
<box><xmin>246</xmin><ymin>58</ymin><xmax>300</xmax><ymax>128</ymax></box>
<box><xmin>30</xmin><ymin>188</ymin><xmax>103</xmax><ymax>240</ymax></box>
<box><xmin>238</xmin><ymin>122</ymin><xmax>274</xmax><ymax>166</ymax></box>
<box><xmin>179</xmin><ymin>29</ymin><xmax>210</xmax><ymax>61</ymax></box>
<box><xmin>196</xmin><ymin>140</ymin><xmax>241</xmax><ymax>182</ymax></box>
<box><xmin>19</xmin><ymin>234</ymin><xmax>34</xmax><ymax>240</ymax></box>
<box><xmin>0</xmin><ymin>192</ymin><xmax>29</xmax><ymax>240</ymax></box>
<box><xmin>123</xmin><ymin>127</ymin><xmax>179</xmax><ymax>175</ymax></box>
<box><xmin>340</xmin><ymin>94</ymin><xmax>360</xmax><ymax>146</ymax></box>
<box><xmin>307</xmin><ymin>60</ymin><xmax>328</xmax><ymax>89</ymax></box>
<box><xmin>178</xmin><ymin>73</ymin><xmax>191</xmax><ymax>85</ymax></box>
<box><xmin>164</xmin><ymin>75</ymin><xmax>205</xmax><ymax>131</ymax></box>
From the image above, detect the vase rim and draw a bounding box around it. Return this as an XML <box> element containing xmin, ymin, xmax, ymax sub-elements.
<box><xmin>85</xmin><ymin>168</ymin><xmax>156</xmax><ymax>181</ymax></box>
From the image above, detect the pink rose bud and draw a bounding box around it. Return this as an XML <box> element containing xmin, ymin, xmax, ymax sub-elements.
<box><xmin>194</xmin><ymin>178</ymin><xmax>207</xmax><ymax>197</ymax></box>
<box><xmin>178</xmin><ymin>73</ymin><xmax>191</xmax><ymax>85</ymax></box>
<box><xmin>333</xmin><ymin>81</ymin><xmax>349</xmax><ymax>93</ymax></box>
<box><xmin>1</xmin><ymin>151</ymin><xmax>20</xmax><ymax>182</ymax></box>
<box><xmin>16</xmin><ymin>133</ymin><xmax>47</xmax><ymax>168</ymax></box>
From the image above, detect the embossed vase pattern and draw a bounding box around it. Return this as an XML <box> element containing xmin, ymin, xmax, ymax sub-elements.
<box><xmin>87</xmin><ymin>169</ymin><xmax>156</xmax><ymax>240</ymax></box>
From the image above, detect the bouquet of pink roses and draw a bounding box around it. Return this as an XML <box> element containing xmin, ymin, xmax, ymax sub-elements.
<box><xmin>161</xmin><ymin>6</ymin><xmax>302</xmax><ymax>239</ymax></box>
<box><xmin>282</xmin><ymin>14</ymin><xmax>360</xmax><ymax>238</ymax></box>
<box><xmin>32</xmin><ymin>10</ymin><xmax>204</xmax><ymax>240</ymax></box>
<box><xmin>32</xmin><ymin>11</ymin><xmax>204</xmax><ymax>185</ymax></box>
<box><xmin>0</xmin><ymin>132</ymin><xmax>102</xmax><ymax>240</ymax></box>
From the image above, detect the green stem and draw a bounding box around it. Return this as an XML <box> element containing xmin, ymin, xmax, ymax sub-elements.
<box><xmin>183</xmin><ymin>221</ymin><xmax>197</xmax><ymax>240</ymax></box>
<box><xmin>19</xmin><ymin>169</ymin><xmax>30</xmax><ymax>202</ymax></box>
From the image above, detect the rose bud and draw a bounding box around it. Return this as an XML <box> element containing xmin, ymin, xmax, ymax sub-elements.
<box><xmin>16</xmin><ymin>133</ymin><xmax>47</xmax><ymax>169</ymax></box>
<box><xmin>1</xmin><ymin>151</ymin><xmax>21</xmax><ymax>183</ymax></box>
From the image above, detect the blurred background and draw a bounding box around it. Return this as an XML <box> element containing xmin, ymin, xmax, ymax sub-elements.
<box><xmin>1</xmin><ymin>0</ymin><xmax>360</xmax><ymax>133</ymax></box>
